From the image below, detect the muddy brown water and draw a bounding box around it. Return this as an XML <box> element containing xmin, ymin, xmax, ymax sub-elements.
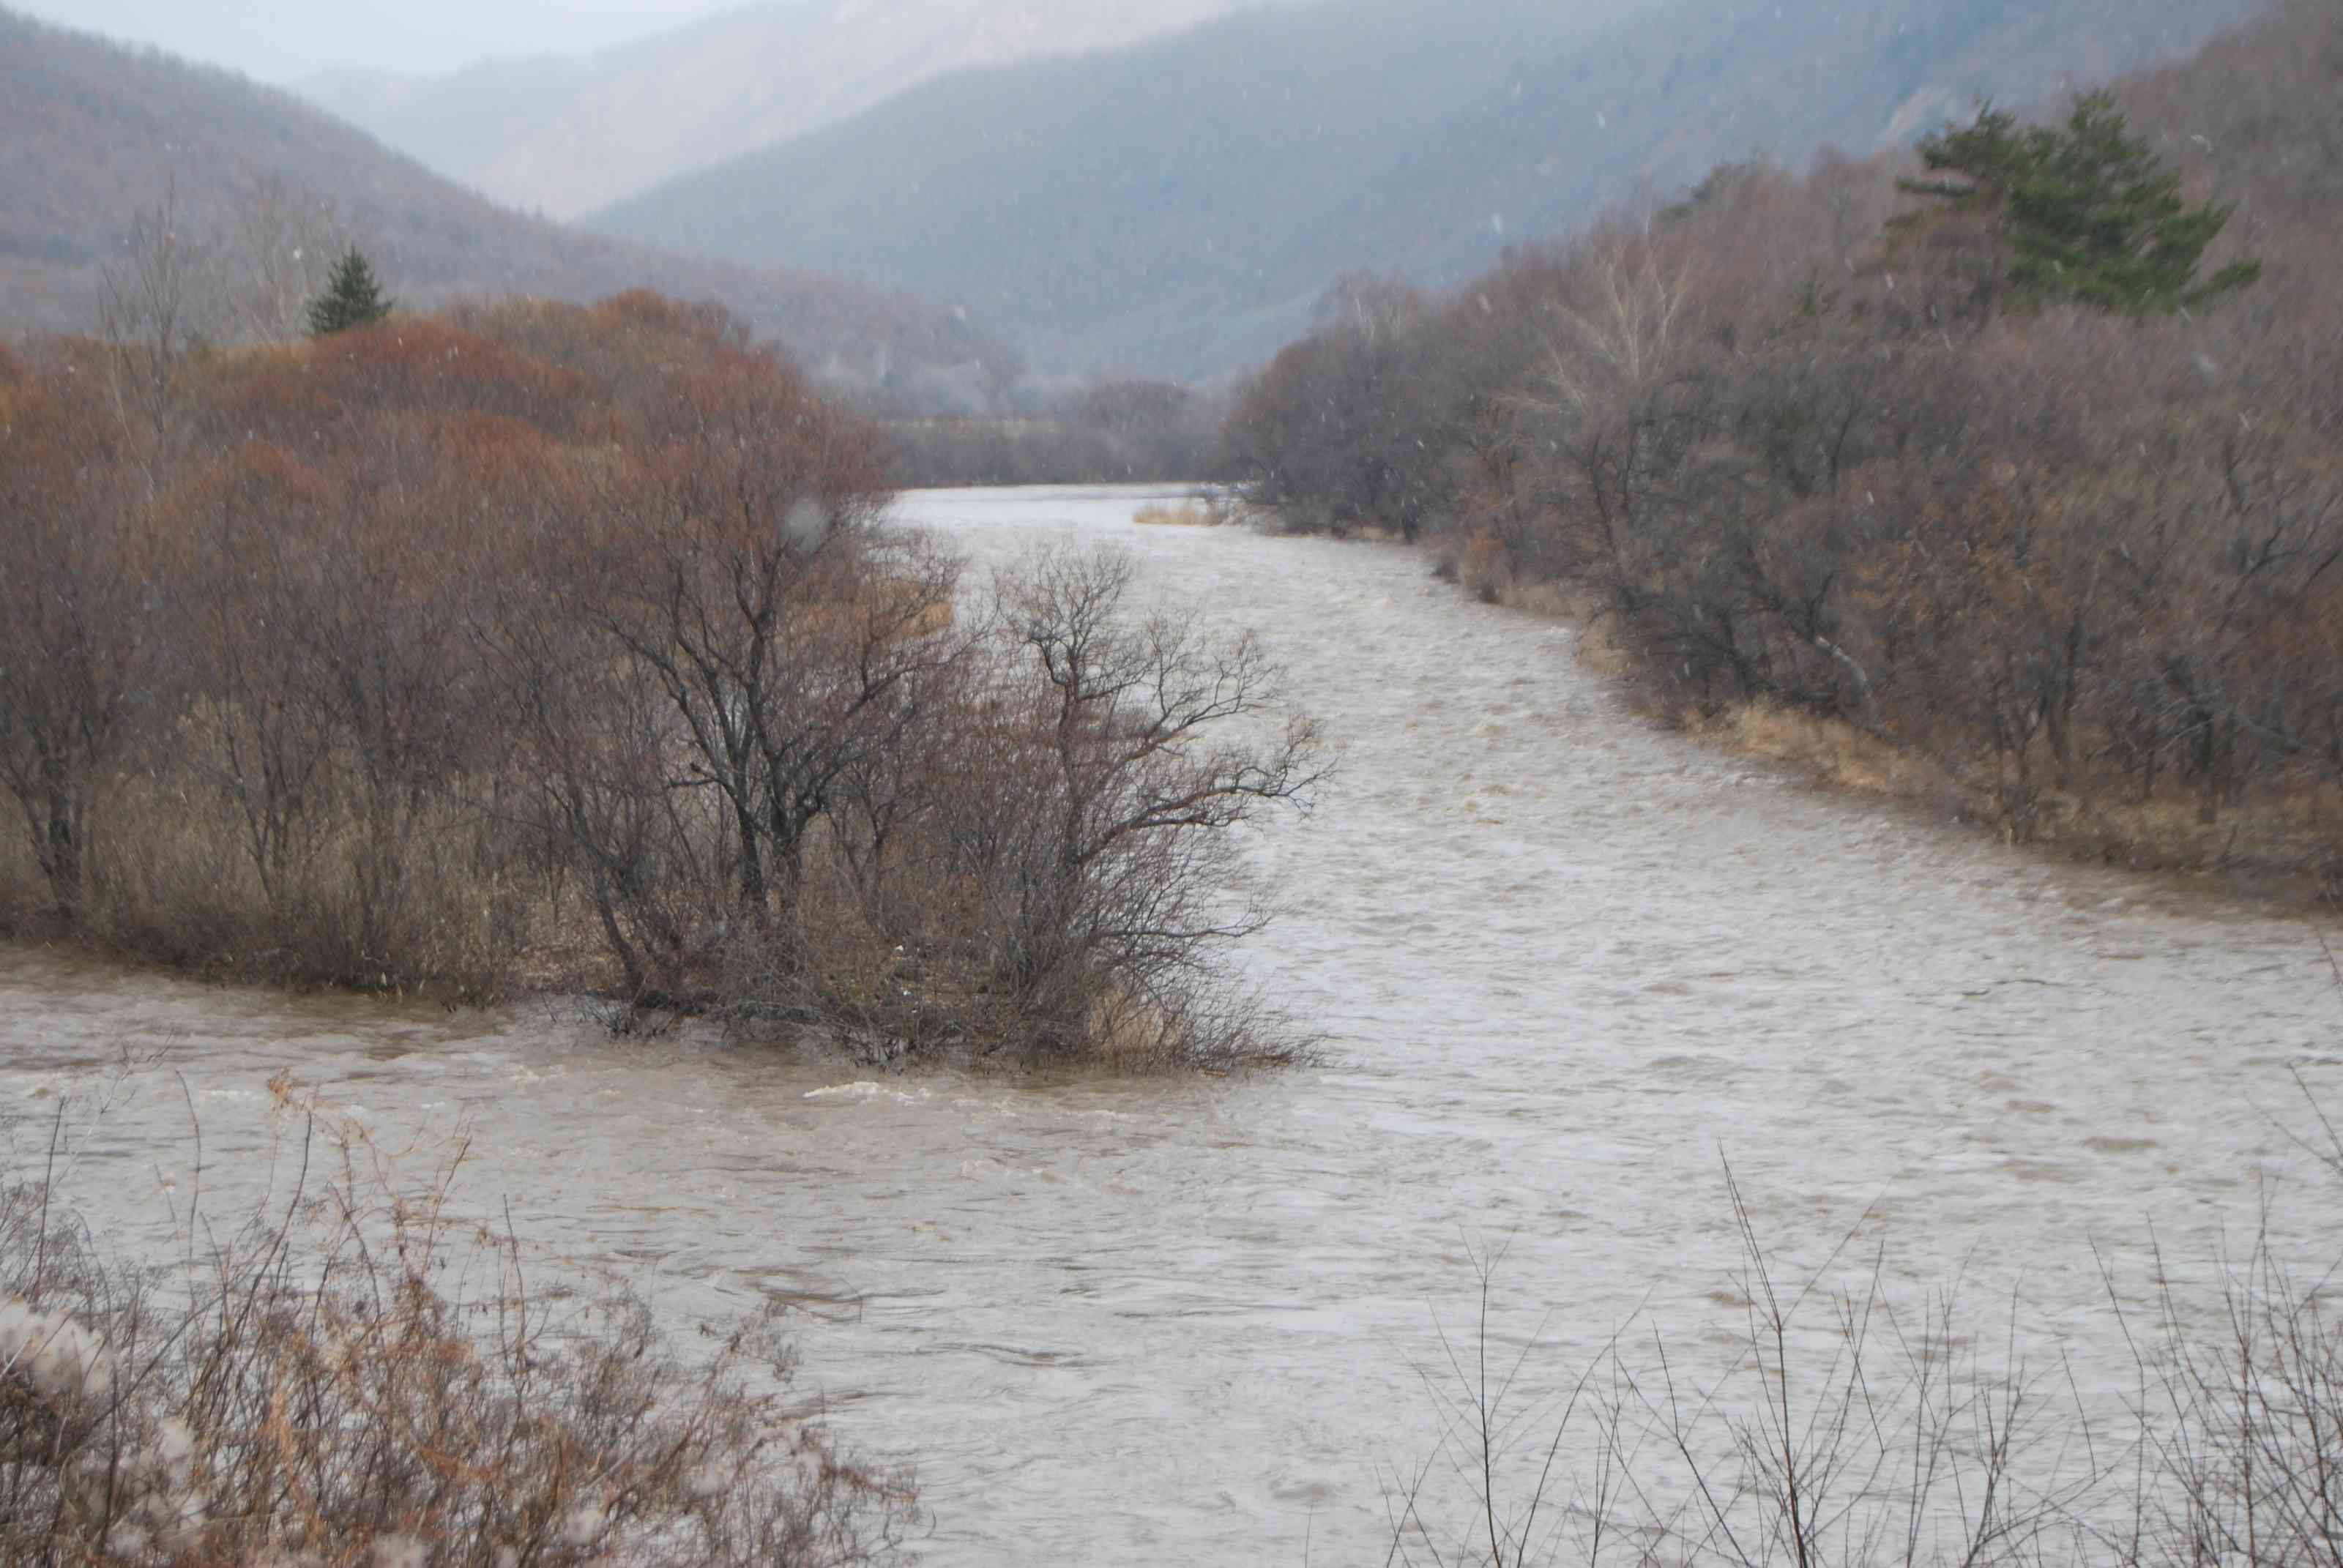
<box><xmin>1</xmin><ymin>486</ymin><xmax>2336</xmax><ymax>1564</ymax></box>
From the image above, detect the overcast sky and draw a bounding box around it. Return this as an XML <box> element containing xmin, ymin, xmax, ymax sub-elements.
<box><xmin>18</xmin><ymin>0</ymin><xmax>772</xmax><ymax>81</ymax></box>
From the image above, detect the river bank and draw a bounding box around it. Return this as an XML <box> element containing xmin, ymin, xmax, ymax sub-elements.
<box><xmin>1437</xmin><ymin>557</ymin><xmax>2343</xmax><ymax>916</ymax></box>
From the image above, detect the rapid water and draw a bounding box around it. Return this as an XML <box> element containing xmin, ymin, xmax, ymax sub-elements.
<box><xmin>0</xmin><ymin>485</ymin><xmax>2334</xmax><ymax>1564</ymax></box>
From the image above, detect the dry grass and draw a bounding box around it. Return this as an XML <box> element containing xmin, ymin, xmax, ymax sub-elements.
<box><xmin>2054</xmin><ymin>783</ymin><xmax>2332</xmax><ymax>860</ymax></box>
<box><xmin>899</xmin><ymin>597</ymin><xmax>956</xmax><ymax>640</ymax></box>
<box><xmin>1423</xmin><ymin>553</ymin><xmax>1615</xmax><ymax>653</ymax></box>
<box><xmin>1562</xmin><ymin>612</ymin><xmax>1635</xmax><ymax>679</ymax></box>
<box><xmin>1680</xmin><ymin>701</ymin><xmax>2340</xmax><ymax>903</ymax></box>
<box><xmin>0</xmin><ymin>772</ymin><xmax>540</xmax><ymax>1001</ymax></box>
<box><xmin>1083</xmin><ymin>981</ymin><xmax>1169</xmax><ymax>1062</ymax></box>
<box><xmin>1135</xmin><ymin>491</ymin><xmax>1262</xmax><ymax>529</ymax></box>
<box><xmin>1495</xmin><ymin>579</ymin><xmax>1582</xmax><ymax>624</ymax></box>
<box><xmin>1078</xmin><ymin>979</ymin><xmax>1292</xmax><ymax>1071</ymax></box>
<box><xmin>2038</xmin><ymin>781</ymin><xmax>2341</xmax><ymax>901</ymax></box>
<box><xmin>1069</xmin><ymin>978</ymin><xmax>1314</xmax><ymax>1074</ymax></box>
<box><xmin>797</xmin><ymin>577</ymin><xmax>956</xmax><ymax>645</ymax></box>
<box><xmin>1131</xmin><ymin>499</ymin><xmax>1223</xmax><ymax>527</ymax></box>
<box><xmin>1697</xmin><ymin>703</ymin><xmax>1952</xmax><ymax>802</ymax></box>
<box><xmin>1453</xmin><ymin>529</ymin><xmax>1509</xmax><ymax>603</ymax></box>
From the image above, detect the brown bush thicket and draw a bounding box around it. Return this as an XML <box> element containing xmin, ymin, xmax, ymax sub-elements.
<box><xmin>1223</xmin><ymin>275</ymin><xmax>1479</xmax><ymax>543</ymax></box>
<box><xmin>0</xmin><ymin>291</ymin><xmax>1322</xmax><ymax>1065</ymax></box>
<box><xmin>1224</xmin><ymin>1</ymin><xmax>2343</xmax><ymax>890</ymax></box>
<box><xmin>0</xmin><ymin>1085</ymin><xmax>915</xmax><ymax>1565</ymax></box>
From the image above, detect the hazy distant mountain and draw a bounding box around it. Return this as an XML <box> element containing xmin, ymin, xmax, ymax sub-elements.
<box><xmin>1337</xmin><ymin>0</ymin><xmax>2262</xmax><ymax>287</ymax></box>
<box><xmin>0</xmin><ymin>6</ymin><xmax>1018</xmax><ymax>404</ymax></box>
<box><xmin>589</xmin><ymin>0</ymin><xmax>1648</xmax><ymax>376</ymax></box>
<box><xmin>589</xmin><ymin>0</ymin><xmax>2259</xmax><ymax>381</ymax></box>
<box><xmin>294</xmin><ymin>0</ymin><xmax>1259</xmax><ymax>221</ymax></box>
<box><xmin>295</xmin><ymin>56</ymin><xmax>596</xmax><ymax>212</ymax></box>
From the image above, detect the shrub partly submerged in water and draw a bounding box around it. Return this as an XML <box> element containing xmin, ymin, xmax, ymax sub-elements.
<box><xmin>0</xmin><ymin>296</ymin><xmax>1324</xmax><ymax>1067</ymax></box>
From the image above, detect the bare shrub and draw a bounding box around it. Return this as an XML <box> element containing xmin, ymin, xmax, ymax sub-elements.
<box><xmin>1390</xmin><ymin>1138</ymin><xmax>2343</xmax><ymax>1568</ymax></box>
<box><xmin>0</xmin><ymin>1086</ymin><xmax>916</xmax><ymax>1566</ymax></box>
<box><xmin>1385</xmin><ymin>1179</ymin><xmax>2097</xmax><ymax>1568</ymax></box>
<box><xmin>964</xmin><ymin>545</ymin><xmax>1325</xmax><ymax>1059</ymax></box>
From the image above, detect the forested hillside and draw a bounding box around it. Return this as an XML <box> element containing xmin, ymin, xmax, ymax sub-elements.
<box><xmin>0</xmin><ymin>7</ymin><xmax>1018</xmax><ymax>403</ymax></box>
<box><xmin>589</xmin><ymin>0</ymin><xmax>2249</xmax><ymax>380</ymax></box>
<box><xmin>1223</xmin><ymin>0</ymin><xmax>2342</xmax><ymax>897</ymax></box>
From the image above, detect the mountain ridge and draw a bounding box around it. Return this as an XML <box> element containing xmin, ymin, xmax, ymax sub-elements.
<box><xmin>293</xmin><ymin>0</ymin><xmax>1262</xmax><ymax>220</ymax></box>
<box><xmin>592</xmin><ymin>0</ymin><xmax>1652</xmax><ymax>377</ymax></box>
<box><xmin>0</xmin><ymin>4</ymin><xmax>1018</xmax><ymax>405</ymax></box>
<box><xmin>589</xmin><ymin>0</ymin><xmax>2259</xmax><ymax>381</ymax></box>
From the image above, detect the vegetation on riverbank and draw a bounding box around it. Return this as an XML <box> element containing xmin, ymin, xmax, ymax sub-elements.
<box><xmin>873</xmin><ymin>377</ymin><xmax>1232</xmax><ymax>489</ymax></box>
<box><xmin>0</xmin><ymin>290</ymin><xmax>1322</xmax><ymax>1067</ymax></box>
<box><xmin>1223</xmin><ymin>0</ymin><xmax>2343</xmax><ymax>903</ymax></box>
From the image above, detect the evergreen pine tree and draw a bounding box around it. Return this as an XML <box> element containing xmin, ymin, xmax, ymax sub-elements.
<box><xmin>1902</xmin><ymin>92</ymin><xmax>2260</xmax><ymax>316</ymax></box>
<box><xmin>306</xmin><ymin>247</ymin><xmax>395</xmax><ymax>335</ymax></box>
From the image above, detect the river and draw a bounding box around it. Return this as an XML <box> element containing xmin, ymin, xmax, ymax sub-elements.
<box><xmin>0</xmin><ymin>485</ymin><xmax>2335</xmax><ymax>1564</ymax></box>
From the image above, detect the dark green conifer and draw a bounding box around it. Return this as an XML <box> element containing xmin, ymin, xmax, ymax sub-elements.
<box><xmin>306</xmin><ymin>247</ymin><xmax>395</xmax><ymax>335</ymax></box>
<box><xmin>1903</xmin><ymin>92</ymin><xmax>2260</xmax><ymax>316</ymax></box>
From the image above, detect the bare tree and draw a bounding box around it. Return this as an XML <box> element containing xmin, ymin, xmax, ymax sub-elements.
<box><xmin>570</xmin><ymin>353</ymin><xmax>928</xmax><ymax>942</ymax></box>
<box><xmin>95</xmin><ymin>186</ymin><xmax>220</xmax><ymax>501</ymax></box>
<box><xmin>168</xmin><ymin>445</ymin><xmax>340</xmax><ymax>908</ymax></box>
<box><xmin>962</xmin><ymin>545</ymin><xmax>1326</xmax><ymax>1051</ymax></box>
<box><xmin>0</xmin><ymin>349</ymin><xmax>167</xmax><ymax>919</ymax></box>
<box><xmin>221</xmin><ymin>175</ymin><xmax>346</xmax><ymax>343</ymax></box>
<box><xmin>1535</xmin><ymin>222</ymin><xmax>1699</xmax><ymax>417</ymax></box>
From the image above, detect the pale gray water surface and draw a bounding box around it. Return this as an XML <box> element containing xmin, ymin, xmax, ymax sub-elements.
<box><xmin>0</xmin><ymin>485</ymin><xmax>2336</xmax><ymax>1564</ymax></box>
